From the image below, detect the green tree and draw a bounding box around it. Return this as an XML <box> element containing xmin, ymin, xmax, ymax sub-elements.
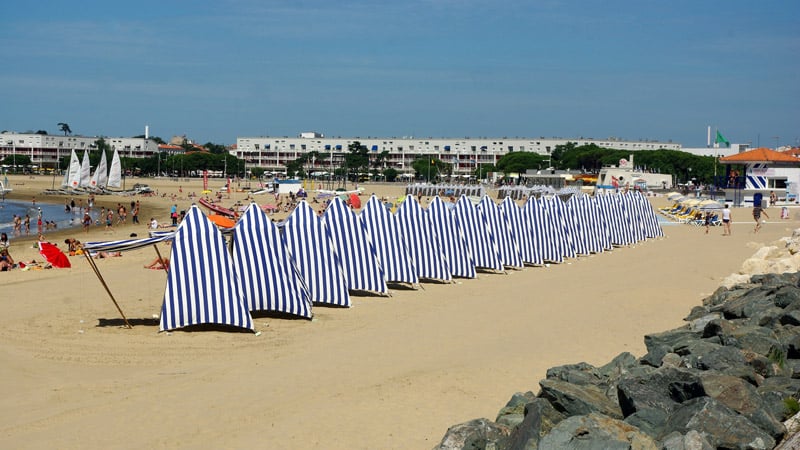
<box><xmin>203</xmin><ymin>142</ymin><xmax>228</xmax><ymax>154</ymax></box>
<box><xmin>383</xmin><ymin>167</ymin><xmax>399</xmax><ymax>182</ymax></box>
<box><xmin>345</xmin><ymin>141</ymin><xmax>370</xmax><ymax>181</ymax></box>
<box><xmin>495</xmin><ymin>152</ymin><xmax>548</xmax><ymax>176</ymax></box>
<box><xmin>1</xmin><ymin>154</ymin><xmax>32</xmax><ymax>167</ymax></box>
<box><xmin>57</xmin><ymin>122</ymin><xmax>72</xmax><ymax>136</ymax></box>
<box><xmin>411</xmin><ymin>157</ymin><xmax>441</xmax><ymax>181</ymax></box>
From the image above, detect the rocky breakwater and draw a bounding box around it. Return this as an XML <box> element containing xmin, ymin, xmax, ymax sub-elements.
<box><xmin>436</xmin><ymin>231</ymin><xmax>800</xmax><ymax>449</ymax></box>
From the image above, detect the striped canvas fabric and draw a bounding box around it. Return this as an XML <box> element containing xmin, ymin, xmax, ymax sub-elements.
<box><xmin>84</xmin><ymin>234</ymin><xmax>173</xmax><ymax>252</ymax></box>
<box><xmin>632</xmin><ymin>192</ymin><xmax>664</xmax><ymax>238</ymax></box>
<box><xmin>617</xmin><ymin>193</ymin><xmax>644</xmax><ymax>243</ymax></box>
<box><xmin>322</xmin><ymin>197</ymin><xmax>388</xmax><ymax>294</ymax></box>
<box><xmin>542</xmin><ymin>195</ymin><xmax>576</xmax><ymax>259</ymax></box>
<box><xmin>231</xmin><ymin>203</ymin><xmax>312</xmax><ymax>318</ymax></box>
<box><xmin>427</xmin><ymin>196</ymin><xmax>476</xmax><ymax>278</ymax></box>
<box><xmin>567</xmin><ymin>195</ymin><xmax>603</xmax><ymax>254</ymax></box>
<box><xmin>452</xmin><ymin>196</ymin><xmax>503</xmax><ymax>272</ymax></box>
<box><xmin>360</xmin><ymin>196</ymin><xmax>418</xmax><ymax>285</ymax></box>
<box><xmin>395</xmin><ymin>195</ymin><xmax>452</xmax><ymax>282</ymax></box>
<box><xmin>523</xmin><ymin>197</ymin><xmax>560</xmax><ymax>264</ymax></box>
<box><xmin>479</xmin><ymin>196</ymin><xmax>523</xmax><ymax>268</ymax></box>
<box><xmin>583</xmin><ymin>195</ymin><xmax>612</xmax><ymax>251</ymax></box>
<box><xmin>501</xmin><ymin>196</ymin><xmax>541</xmax><ymax>265</ymax></box>
<box><xmin>159</xmin><ymin>205</ymin><xmax>254</xmax><ymax>332</ymax></box>
<box><xmin>282</xmin><ymin>201</ymin><xmax>351</xmax><ymax>307</ymax></box>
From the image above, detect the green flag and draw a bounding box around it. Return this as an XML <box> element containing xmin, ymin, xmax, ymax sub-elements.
<box><xmin>715</xmin><ymin>130</ymin><xmax>730</xmax><ymax>147</ymax></box>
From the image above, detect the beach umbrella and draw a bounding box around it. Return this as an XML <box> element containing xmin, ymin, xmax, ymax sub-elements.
<box><xmin>698</xmin><ymin>200</ymin><xmax>723</xmax><ymax>210</ymax></box>
<box><xmin>38</xmin><ymin>242</ymin><xmax>71</xmax><ymax>268</ymax></box>
<box><xmin>666</xmin><ymin>192</ymin><xmax>683</xmax><ymax>200</ymax></box>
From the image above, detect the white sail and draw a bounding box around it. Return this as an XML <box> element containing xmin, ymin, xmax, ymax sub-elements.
<box><xmin>90</xmin><ymin>150</ymin><xmax>108</xmax><ymax>189</ymax></box>
<box><xmin>107</xmin><ymin>149</ymin><xmax>122</xmax><ymax>189</ymax></box>
<box><xmin>79</xmin><ymin>151</ymin><xmax>91</xmax><ymax>188</ymax></box>
<box><xmin>66</xmin><ymin>150</ymin><xmax>81</xmax><ymax>189</ymax></box>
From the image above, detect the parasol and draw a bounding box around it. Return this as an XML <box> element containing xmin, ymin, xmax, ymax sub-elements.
<box><xmin>38</xmin><ymin>242</ymin><xmax>71</xmax><ymax>268</ymax></box>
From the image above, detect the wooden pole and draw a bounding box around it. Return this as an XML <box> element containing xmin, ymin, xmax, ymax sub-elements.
<box><xmin>83</xmin><ymin>252</ymin><xmax>132</xmax><ymax>329</ymax></box>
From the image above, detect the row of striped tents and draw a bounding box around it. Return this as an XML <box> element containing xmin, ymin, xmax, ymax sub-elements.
<box><xmin>85</xmin><ymin>191</ymin><xmax>663</xmax><ymax>333</ymax></box>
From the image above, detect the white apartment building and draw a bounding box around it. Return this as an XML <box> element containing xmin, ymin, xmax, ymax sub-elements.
<box><xmin>0</xmin><ymin>132</ymin><xmax>160</xmax><ymax>170</ymax></box>
<box><xmin>234</xmin><ymin>134</ymin><xmax>681</xmax><ymax>176</ymax></box>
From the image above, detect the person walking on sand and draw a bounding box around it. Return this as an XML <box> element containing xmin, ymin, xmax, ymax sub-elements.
<box><xmin>722</xmin><ymin>204</ymin><xmax>732</xmax><ymax>236</ymax></box>
<box><xmin>753</xmin><ymin>203</ymin><xmax>769</xmax><ymax>233</ymax></box>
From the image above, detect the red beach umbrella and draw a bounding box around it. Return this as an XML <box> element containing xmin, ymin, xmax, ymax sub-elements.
<box><xmin>38</xmin><ymin>242</ymin><xmax>71</xmax><ymax>268</ymax></box>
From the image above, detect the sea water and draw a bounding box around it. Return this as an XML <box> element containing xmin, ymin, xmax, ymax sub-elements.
<box><xmin>0</xmin><ymin>199</ymin><xmax>100</xmax><ymax>235</ymax></box>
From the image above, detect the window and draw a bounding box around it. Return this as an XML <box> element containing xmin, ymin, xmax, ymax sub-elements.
<box><xmin>770</xmin><ymin>178</ymin><xmax>787</xmax><ymax>189</ymax></box>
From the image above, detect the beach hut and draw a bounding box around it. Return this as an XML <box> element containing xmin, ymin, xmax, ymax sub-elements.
<box><xmin>360</xmin><ymin>195</ymin><xmax>418</xmax><ymax>286</ymax></box>
<box><xmin>395</xmin><ymin>194</ymin><xmax>452</xmax><ymax>282</ymax></box>
<box><xmin>231</xmin><ymin>203</ymin><xmax>312</xmax><ymax>318</ymax></box>
<box><xmin>282</xmin><ymin>201</ymin><xmax>351</xmax><ymax>307</ymax></box>
<box><xmin>159</xmin><ymin>205</ymin><xmax>254</xmax><ymax>332</ymax></box>
<box><xmin>567</xmin><ymin>195</ymin><xmax>604</xmax><ymax>254</ymax></box>
<box><xmin>628</xmin><ymin>191</ymin><xmax>664</xmax><ymax>239</ymax></box>
<box><xmin>322</xmin><ymin>197</ymin><xmax>388</xmax><ymax>295</ymax></box>
<box><xmin>452</xmin><ymin>195</ymin><xmax>503</xmax><ymax>272</ymax></box>
<box><xmin>584</xmin><ymin>195</ymin><xmax>613</xmax><ymax>251</ymax></box>
<box><xmin>499</xmin><ymin>196</ymin><xmax>540</xmax><ymax>265</ymax></box>
<box><xmin>522</xmin><ymin>197</ymin><xmax>560</xmax><ymax>264</ymax></box>
<box><xmin>427</xmin><ymin>196</ymin><xmax>476</xmax><ymax>278</ymax></box>
<box><xmin>541</xmin><ymin>195</ymin><xmax>577</xmax><ymax>259</ymax></box>
<box><xmin>478</xmin><ymin>196</ymin><xmax>523</xmax><ymax>268</ymax></box>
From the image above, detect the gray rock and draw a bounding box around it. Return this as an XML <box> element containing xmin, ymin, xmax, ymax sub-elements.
<box><xmin>622</xmin><ymin>407</ymin><xmax>667</xmax><ymax>439</ymax></box>
<box><xmin>545</xmin><ymin>362</ymin><xmax>601</xmax><ymax>386</ymax></box>
<box><xmin>699</xmin><ymin>372</ymin><xmax>786</xmax><ymax>440</ymax></box>
<box><xmin>659</xmin><ymin>430</ymin><xmax>714</xmax><ymax>450</ymax></box>
<box><xmin>720</xmin><ymin>324</ymin><xmax>781</xmax><ymax>357</ymax></box>
<box><xmin>496</xmin><ymin>391</ymin><xmax>536</xmax><ymax>428</ymax></box>
<box><xmin>703</xmin><ymin>284</ymin><xmax>757</xmax><ymax>308</ymax></box>
<box><xmin>775</xmin><ymin>284</ymin><xmax>800</xmax><ymax>309</ymax></box>
<box><xmin>505</xmin><ymin>397</ymin><xmax>566</xmax><ymax>450</ymax></box>
<box><xmin>756</xmin><ymin>376</ymin><xmax>800</xmax><ymax>420</ymax></box>
<box><xmin>616</xmin><ymin>367</ymin><xmax>704</xmax><ymax>418</ymax></box>
<box><xmin>688</xmin><ymin>313</ymin><xmax>721</xmax><ymax>333</ymax></box>
<box><xmin>596</xmin><ymin>352</ymin><xmax>639</xmax><ymax>381</ymax></box>
<box><xmin>662</xmin><ymin>397</ymin><xmax>775</xmax><ymax>449</ymax></box>
<box><xmin>538</xmin><ymin>413</ymin><xmax>658</xmax><ymax>450</ymax></box>
<box><xmin>781</xmin><ymin>310</ymin><xmax>800</xmax><ymax>326</ymax></box>
<box><xmin>538</xmin><ymin>378</ymin><xmax>622</xmax><ymax>419</ymax></box>
<box><xmin>434</xmin><ymin>418</ymin><xmax>510</xmax><ymax>450</ymax></box>
<box><xmin>642</xmin><ymin>329</ymin><xmax>701</xmax><ymax>368</ymax></box>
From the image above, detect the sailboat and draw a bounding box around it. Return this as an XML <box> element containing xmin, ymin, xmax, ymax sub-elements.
<box><xmin>65</xmin><ymin>149</ymin><xmax>81</xmax><ymax>190</ymax></box>
<box><xmin>107</xmin><ymin>149</ymin><xmax>122</xmax><ymax>189</ymax></box>
<box><xmin>79</xmin><ymin>151</ymin><xmax>91</xmax><ymax>188</ymax></box>
<box><xmin>89</xmin><ymin>150</ymin><xmax>108</xmax><ymax>190</ymax></box>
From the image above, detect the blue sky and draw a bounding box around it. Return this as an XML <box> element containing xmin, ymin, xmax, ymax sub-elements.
<box><xmin>1</xmin><ymin>0</ymin><xmax>798</xmax><ymax>148</ymax></box>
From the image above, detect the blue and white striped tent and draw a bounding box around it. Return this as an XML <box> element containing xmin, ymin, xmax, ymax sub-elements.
<box><xmin>323</xmin><ymin>197</ymin><xmax>388</xmax><ymax>295</ymax></box>
<box><xmin>427</xmin><ymin>196</ymin><xmax>476</xmax><ymax>278</ymax></box>
<box><xmin>282</xmin><ymin>201</ymin><xmax>351</xmax><ymax>307</ymax></box>
<box><xmin>583</xmin><ymin>195</ymin><xmax>613</xmax><ymax>251</ymax></box>
<box><xmin>567</xmin><ymin>195</ymin><xmax>604</xmax><ymax>254</ymax></box>
<box><xmin>360</xmin><ymin>195</ymin><xmax>418</xmax><ymax>285</ymax></box>
<box><xmin>395</xmin><ymin>194</ymin><xmax>452</xmax><ymax>282</ymax></box>
<box><xmin>521</xmin><ymin>196</ymin><xmax>562</xmax><ymax>265</ymax></box>
<box><xmin>159</xmin><ymin>205</ymin><xmax>254</xmax><ymax>332</ymax></box>
<box><xmin>231</xmin><ymin>203</ymin><xmax>312</xmax><ymax>318</ymax></box>
<box><xmin>541</xmin><ymin>195</ymin><xmax>576</xmax><ymax>259</ymax></box>
<box><xmin>523</xmin><ymin>197</ymin><xmax>561</xmax><ymax>264</ymax></box>
<box><xmin>597</xmin><ymin>193</ymin><xmax>635</xmax><ymax>246</ymax></box>
<box><xmin>616</xmin><ymin>193</ymin><xmax>644</xmax><ymax>243</ymax></box>
<box><xmin>501</xmin><ymin>196</ymin><xmax>542</xmax><ymax>265</ymax></box>
<box><xmin>631</xmin><ymin>192</ymin><xmax>664</xmax><ymax>238</ymax></box>
<box><xmin>452</xmin><ymin>196</ymin><xmax>503</xmax><ymax>272</ymax></box>
<box><xmin>479</xmin><ymin>196</ymin><xmax>523</xmax><ymax>268</ymax></box>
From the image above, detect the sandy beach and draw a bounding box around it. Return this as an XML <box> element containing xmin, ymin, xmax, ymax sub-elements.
<box><xmin>0</xmin><ymin>174</ymin><xmax>796</xmax><ymax>449</ymax></box>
